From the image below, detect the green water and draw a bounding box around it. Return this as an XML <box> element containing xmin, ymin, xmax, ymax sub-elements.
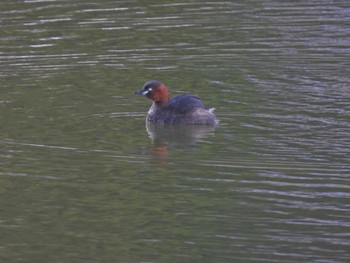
<box><xmin>1</xmin><ymin>1</ymin><xmax>349</xmax><ymax>262</ymax></box>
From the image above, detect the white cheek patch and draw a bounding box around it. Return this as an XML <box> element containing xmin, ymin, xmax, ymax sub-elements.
<box><xmin>142</xmin><ymin>87</ymin><xmax>152</xmax><ymax>95</ymax></box>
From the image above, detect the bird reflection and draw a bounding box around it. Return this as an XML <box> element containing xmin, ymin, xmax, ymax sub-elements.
<box><xmin>146</xmin><ymin>121</ymin><xmax>217</xmax><ymax>162</ymax></box>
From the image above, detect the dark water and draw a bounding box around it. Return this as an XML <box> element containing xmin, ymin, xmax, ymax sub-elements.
<box><xmin>1</xmin><ymin>1</ymin><xmax>349</xmax><ymax>262</ymax></box>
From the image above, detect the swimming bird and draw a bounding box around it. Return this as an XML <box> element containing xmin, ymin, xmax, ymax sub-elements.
<box><xmin>134</xmin><ymin>80</ymin><xmax>218</xmax><ymax>125</ymax></box>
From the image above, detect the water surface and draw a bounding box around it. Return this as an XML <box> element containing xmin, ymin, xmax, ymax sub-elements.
<box><xmin>1</xmin><ymin>1</ymin><xmax>349</xmax><ymax>262</ymax></box>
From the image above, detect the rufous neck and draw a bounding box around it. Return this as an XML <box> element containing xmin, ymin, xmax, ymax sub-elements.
<box><xmin>153</xmin><ymin>84</ymin><xmax>169</xmax><ymax>104</ymax></box>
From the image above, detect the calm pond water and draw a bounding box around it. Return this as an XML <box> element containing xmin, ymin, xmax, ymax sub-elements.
<box><xmin>1</xmin><ymin>0</ymin><xmax>350</xmax><ymax>262</ymax></box>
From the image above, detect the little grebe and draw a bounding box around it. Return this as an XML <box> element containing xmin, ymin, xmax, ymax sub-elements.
<box><xmin>134</xmin><ymin>80</ymin><xmax>218</xmax><ymax>125</ymax></box>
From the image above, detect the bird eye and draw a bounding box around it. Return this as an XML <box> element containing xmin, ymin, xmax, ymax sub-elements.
<box><xmin>148</xmin><ymin>87</ymin><xmax>153</xmax><ymax>92</ymax></box>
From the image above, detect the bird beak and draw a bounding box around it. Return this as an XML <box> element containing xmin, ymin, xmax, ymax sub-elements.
<box><xmin>134</xmin><ymin>88</ymin><xmax>148</xmax><ymax>95</ymax></box>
